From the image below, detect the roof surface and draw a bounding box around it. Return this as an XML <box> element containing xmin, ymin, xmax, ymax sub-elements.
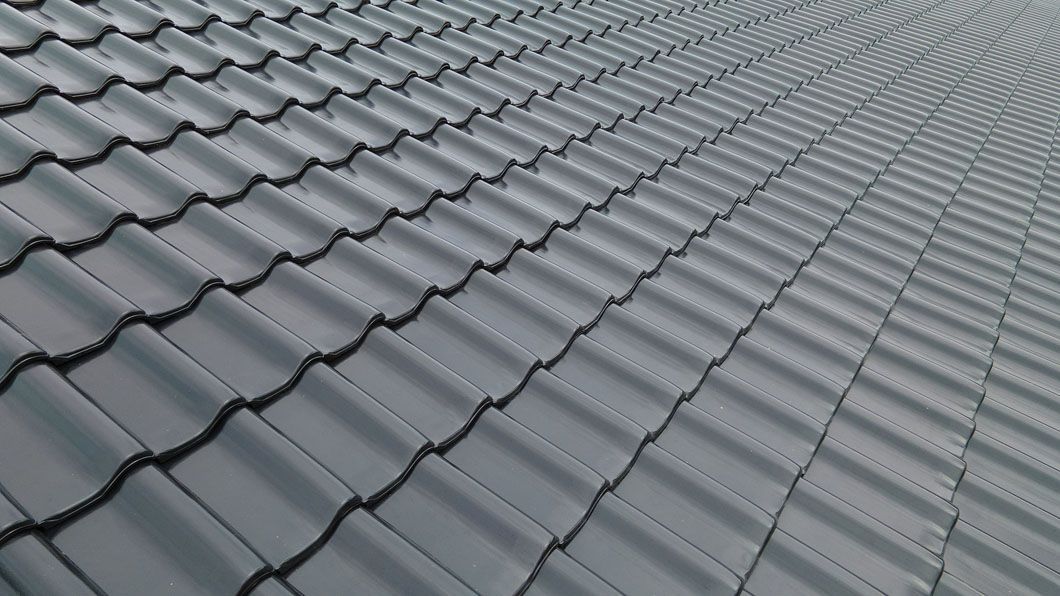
<box><xmin>0</xmin><ymin>0</ymin><xmax>1058</xmax><ymax>593</ymax></box>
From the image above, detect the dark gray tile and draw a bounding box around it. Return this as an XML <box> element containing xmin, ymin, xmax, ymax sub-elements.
<box><xmin>242</xmin><ymin>262</ymin><xmax>381</xmax><ymax>355</ymax></box>
<box><xmin>63</xmin><ymin>322</ymin><xmax>241</xmax><ymax>457</ymax></box>
<box><xmin>943</xmin><ymin>521</ymin><xmax>1060</xmax><ymax>595</ymax></box>
<box><xmin>71</xmin><ymin>223</ymin><xmax>219</xmax><ymax>319</ymax></box>
<box><xmin>954</xmin><ymin>473</ymin><xmax>1060</xmax><ymax>573</ymax></box>
<box><xmin>154</xmin><ymin>202</ymin><xmax>287</xmax><ymax>288</ymax></box>
<box><xmin>167</xmin><ymin>409</ymin><xmax>357</xmax><ymax>569</ymax></box>
<box><xmin>620</xmin><ymin>279</ymin><xmax>742</xmax><ymax>360</ymax></box>
<box><xmin>148</xmin><ymin>131</ymin><xmax>262</xmax><ymax>200</ymax></box>
<box><xmin>72</xmin><ymin>145</ymin><xmax>203</xmax><ymax>221</ymax></box>
<box><xmin>3</xmin><ymin>94</ymin><xmax>123</xmax><ymax>162</ymax></box>
<box><xmin>615</xmin><ymin>444</ymin><xmax>773</xmax><ymax>577</ymax></box>
<box><xmin>362</xmin><ymin>217</ymin><xmax>480</xmax><ymax>291</ymax></box>
<box><xmin>497</xmin><ymin>249</ymin><xmax>612</xmax><ymax>327</ymax></box>
<box><xmin>396</xmin><ymin>296</ymin><xmax>539</xmax><ymax>401</ymax></box>
<box><xmin>718</xmin><ymin>337</ymin><xmax>845</xmax><ymax>424</ymax></box>
<box><xmin>845</xmin><ymin>367</ymin><xmax>973</xmax><ymax>456</ymax></box>
<box><xmin>503</xmin><ymin>369</ymin><xmax>648</xmax><ymax>484</ymax></box>
<box><xmin>0</xmin><ymin>162</ymin><xmax>132</xmax><ymax>247</ymax></box>
<box><xmin>339</xmin><ymin>148</ymin><xmax>441</xmax><ymax>214</ymax></box>
<box><xmin>261</xmin><ymin>363</ymin><xmax>428</xmax><ymax>500</ymax></box>
<box><xmin>263</xmin><ymin>105</ymin><xmax>358</xmax><ymax>164</ymax></box>
<box><xmin>566</xmin><ymin>493</ymin><xmax>740</xmax><ymax>595</ymax></box>
<box><xmin>52</xmin><ymin>465</ymin><xmax>268</xmax><ymax>596</ymax></box>
<box><xmin>333</xmin><ymin>327</ymin><xmax>487</xmax><ymax>445</ymax></box>
<box><xmin>0</xmin><ymin>4</ymin><xmax>51</xmax><ymax>50</ymax></box>
<box><xmin>588</xmin><ymin>305</ymin><xmax>712</xmax><ymax>394</ymax></box>
<box><xmin>80</xmin><ymin>33</ymin><xmax>179</xmax><ymax>85</ymax></box>
<box><xmin>776</xmin><ymin>481</ymin><xmax>943</xmax><ymax>594</ymax></box>
<box><xmin>0</xmin><ymin>533</ymin><xmax>95</xmax><ymax>595</ymax></box>
<box><xmin>445</xmin><ymin>408</ymin><xmax>606</xmax><ymax>542</ymax></box>
<box><xmin>745</xmin><ymin>530</ymin><xmax>882</xmax><ymax>596</ymax></box>
<box><xmin>76</xmin><ymin>84</ymin><xmax>189</xmax><ymax>146</ymax></box>
<box><xmin>690</xmin><ymin>368</ymin><xmax>825</xmax><ymax>470</ymax></box>
<box><xmin>305</xmin><ymin>237</ymin><xmax>433</xmax><ymax>320</ymax></box>
<box><xmin>373</xmin><ymin>454</ymin><xmax>556</xmax><ymax>594</ymax></box>
<box><xmin>550</xmin><ymin>335</ymin><xmax>682</xmax><ymax>435</ymax></box>
<box><xmin>0</xmin><ymin>54</ymin><xmax>52</xmax><ymax>110</ymax></box>
<box><xmin>449</xmin><ymin>270</ymin><xmax>579</xmax><ymax>364</ymax></box>
<box><xmin>145</xmin><ymin>74</ymin><xmax>245</xmax><ymax>131</ymax></box>
<box><xmin>657</xmin><ymin>402</ymin><xmax>800</xmax><ymax>514</ymax></box>
<box><xmin>281</xmin><ymin>165</ymin><xmax>395</xmax><ymax>236</ymax></box>
<box><xmin>159</xmin><ymin>289</ymin><xmax>318</xmax><ymax>401</ymax></box>
<box><xmin>410</xmin><ymin>198</ymin><xmax>521</xmax><ymax>267</ymax></box>
<box><xmin>13</xmin><ymin>39</ymin><xmax>117</xmax><ymax>96</ymax></box>
<box><xmin>0</xmin><ymin>248</ymin><xmax>140</xmax><ymax>359</ymax></box>
<box><xmin>211</xmin><ymin>118</ymin><xmax>316</xmax><ymax>182</ymax></box>
<box><xmin>80</xmin><ymin>0</ymin><xmax>169</xmax><ymax>36</ymax></box>
<box><xmin>221</xmin><ymin>183</ymin><xmax>344</xmax><ymax>260</ymax></box>
<box><xmin>286</xmin><ymin>509</ymin><xmax>475</xmax><ymax>596</ymax></box>
<box><xmin>0</xmin><ymin>363</ymin><xmax>147</xmax><ymax>523</ymax></box>
<box><xmin>525</xmin><ymin>549</ymin><xmax>619</xmax><ymax>596</ymax></box>
<box><xmin>0</xmin><ymin>315</ymin><xmax>43</xmax><ymax>388</ymax></box>
<box><xmin>806</xmin><ymin>438</ymin><xmax>958</xmax><ymax>556</ymax></box>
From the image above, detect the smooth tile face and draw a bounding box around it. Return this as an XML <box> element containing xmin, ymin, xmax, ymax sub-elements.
<box><xmin>374</xmin><ymin>455</ymin><xmax>555</xmax><ymax>594</ymax></box>
<box><xmin>0</xmin><ymin>364</ymin><xmax>147</xmax><ymax>522</ymax></box>
<box><xmin>0</xmin><ymin>0</ymin><xmax>1059</xmax><ymax>594</ymax></box>
<box><xmin>52</xmin><ymin>466</ymin><xmax>268</xmax><ymax>596</ymax></box>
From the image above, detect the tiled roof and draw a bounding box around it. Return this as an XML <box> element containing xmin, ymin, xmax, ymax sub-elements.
<box><xmin>0</xmin><ymin>0</ymin><xmax>1058</xmax><ymax>592</ymax></box>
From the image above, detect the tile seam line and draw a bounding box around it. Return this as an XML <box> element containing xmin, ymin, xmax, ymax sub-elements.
<box><xmin>0</xmin><ymin>0</ymin><xmax>803</xmax><ymax>181</ymax></box>
<box><xmin>0</xmin><ymin>5</ymin><xmax>992</xmax><ymax>593</ymax></box>
<box><xmin>0</xmin><ymin>0</ymin><xmax>908</xmax><ymax>377</ymax></box>
<box><xmin>0</xmin><ymin>0</ymin><xmax>585</xmax><ymax>53</ymax></box>
<box><xmin>0</xmin><ymin>0</ymin><xmax>915</xmax><ymax>310</ymax></box>
<box><xmin>0</xmin><ymin>0</ymin><xmax>906</xmax><ymax>409</ymax></box>
<box><xmin>248</xmin><ymin>0</ymin><xmax>998</xmax><ymax>589</ymax></box>
<box><xmin>0</xmin><ymin>0</ymin><xmax>958</xmax><ymax>579</ymax></box>
<box><xmin>730</xmin><ymin>0</ymin><xmax>1055</xmax><ymax>588</ymax></box>
<box><xmin>519</xmin><ymin>0</ymin><xmax>1021</xmax><ymax>587</ymax></box>
<box><xmin>934</xmin><ymin>66</ymin><xmax>1060</xmax><ymax>580</ymax></box>
<box><xmin>0</xmin><ymin>0</ymin><xmax>723</xmax><ymax>111</ymax></box>
<box><xmin>0</xmin><ymin>0</ymin><xmax>963</xmax><ymax>539</ymax></box>
<box><xmin>0</xmin><ymin>0</ymin><xmax>902</xmax><ymax>545</ymax></box>
<box><xmin>0</xmin><ymin>0</ymin><xmax>811</xmax><ymax>250</ymax></box>
<box><xmin>0</xmin><ymin>0</ymin><xmax>878</xmax><ymax>366</ymax></box>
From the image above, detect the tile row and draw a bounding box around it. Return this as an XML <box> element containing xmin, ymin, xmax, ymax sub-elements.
<box><xmin>285</xmin><ymin>2</ymin><xmax>1033</xmax><ymax>593</ymax></box>
<box><xmin>744</xmin><ymin>3</ymin><xmax>1060</xmax><ymax>592</ymax></box>
<box><xmin>0</xmin><ymin>0</ymin><xmax>571</xmax><ymax>48</ymax></box>
<box><xmin>0</xmin><ymin>0</ymin><xmax>986</xmax><ymax>591</ymax></box>
<box><xmin>0</xmin><ymin>0</ymin><xmax>713</xmax><ymax>112</ymax></box>
<box><xmin>939</xmin><ymin>76</ymin><xmax>1060</xmax><ymax>593</ymax></box>
<box><xmin>0</xmin><ymin>0</ymin><xmax>901</xmax><ymax>388</ymax></box>
<box><xmin>0</xmin><ymin>0</ymin><xmax>922</xmax><ymax>386</ymax></box>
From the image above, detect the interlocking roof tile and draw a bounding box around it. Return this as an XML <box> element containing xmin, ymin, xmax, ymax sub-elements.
<box><xmin>2</xmin><ymin>0</ymin><xmax>1060</xmax><ymax>591</ymax></box>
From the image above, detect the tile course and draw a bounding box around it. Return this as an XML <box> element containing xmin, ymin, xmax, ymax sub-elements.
<box><xmin>1</xmin><ymin>0</ymin><xmax>1060</xmax><ymax>593</ymax></box>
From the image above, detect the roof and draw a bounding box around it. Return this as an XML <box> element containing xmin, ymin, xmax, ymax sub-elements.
<box><xmin>0</xmin><ymin>0</ymin><xmax>1058</xmax><ymax>593</ymax></box>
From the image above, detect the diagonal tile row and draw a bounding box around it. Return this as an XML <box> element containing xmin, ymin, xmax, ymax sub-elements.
<box><xmin>531</xmin><ymin>0</ymin><xmax>1058</xmax><ymax>592</ymax></box>
<box><xmin>0</xmin><ymin>0</ymin><xmax>826</xmax><ymax>279</ymax></box>
<box><xmin>3</xmin><ymin>0</ymin><xmax>1059</xmax><ymax>593</ymax></box>
<box><xmin>937</xmin><ymin>98</ymin><xmax>1060</xmax><ymax>593</ymax></box>
<box><xmin>0</xmin><ymin>0</ymin><xmax>819</xmax><ymax>230</ymax></box>
<box><xmin>0</xmin><ymin>0</ymin><xmax>916</xmax><ymax>384</ymax></box>
<box><xmin>0</xmin><ymin>0</ymin><xmax>996</xmax><ymax>585</ymax></box>
<box><xmin>1</xmin><ymin>0</ymin><xmax>577</xmax><ymax>51</ymax></box>
<box><xmin>737</xmin><ymin>5</ymin><xmax>1060</xmax><ymax>592</ymax></box>
<box><xmin>0</xmin><ymin>0</ymin><xmax>699</xmax><ymax>165</ymax></box>
<box><xmin>0</xmin><ymin>0</ymin><xmax>928</xmax><ymax>536</ymax></box>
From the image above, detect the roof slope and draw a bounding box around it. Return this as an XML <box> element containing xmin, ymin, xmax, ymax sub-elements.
<box><xmin>0</xmin><ymin>0</ymin><xmax>1059</xmax><ymax>593</ymax></box>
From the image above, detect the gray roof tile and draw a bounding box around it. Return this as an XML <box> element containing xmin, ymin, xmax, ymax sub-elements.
<box><xmin>1</xmin><ymin>0</ymin><xmax>1060</xmax><ymax>591</ymax></box>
